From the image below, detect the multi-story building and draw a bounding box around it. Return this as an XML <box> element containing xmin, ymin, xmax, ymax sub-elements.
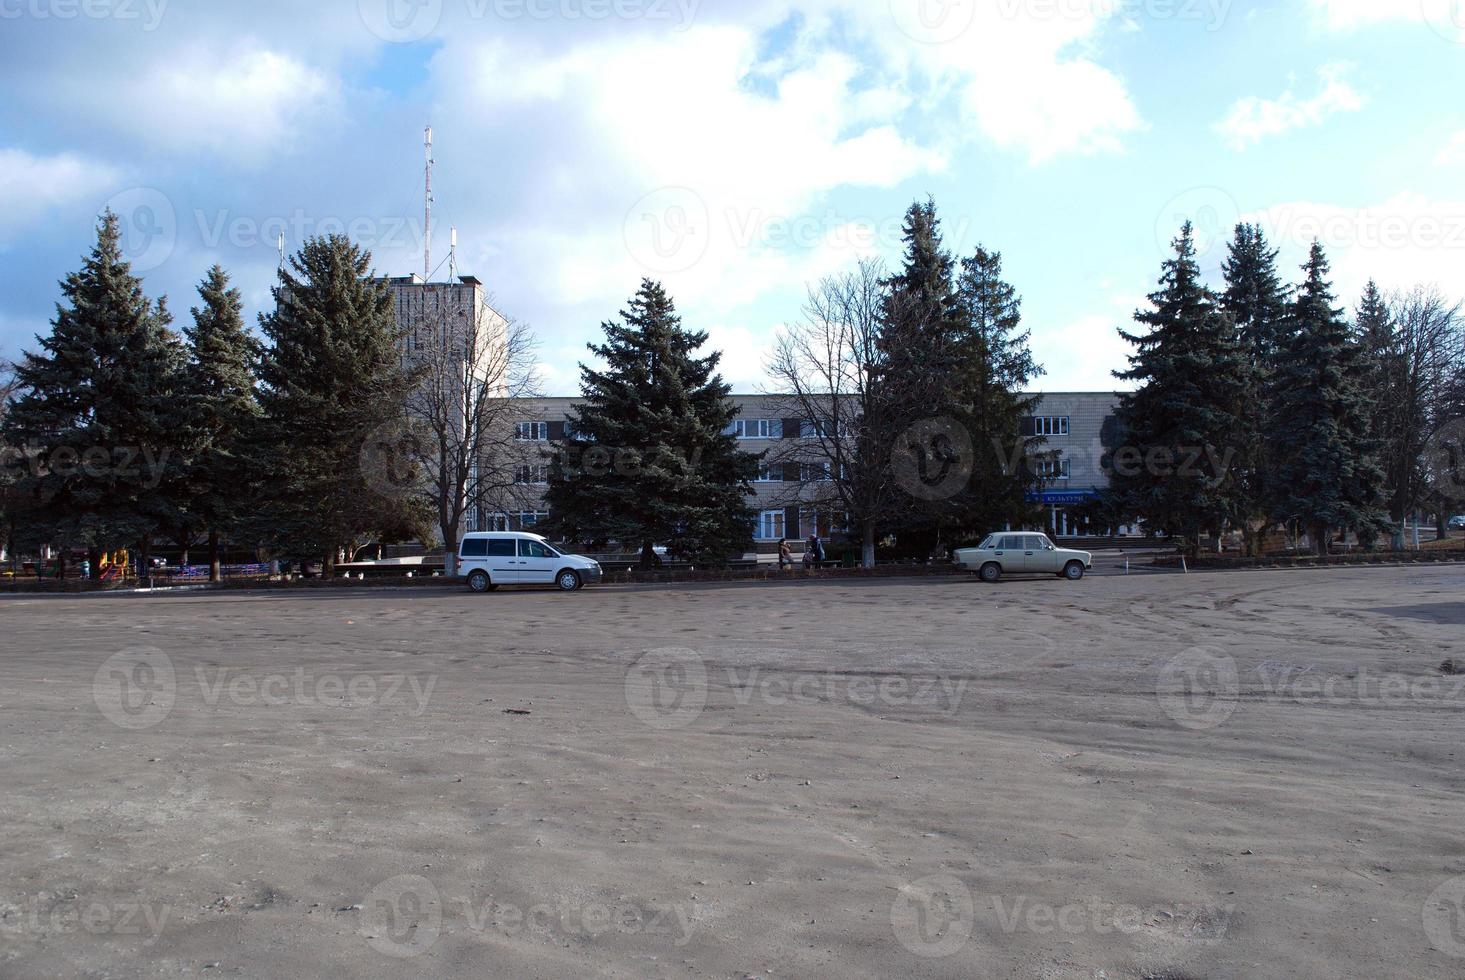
<box><xmin>490</xmin><ymin>392</ymin><xmax>1124</xmax><ymax>548</ymax></box>
<box><xmin>383</xmin><ymin>274</ymin><xmax>509</xmax><ymax>395</ymax></box>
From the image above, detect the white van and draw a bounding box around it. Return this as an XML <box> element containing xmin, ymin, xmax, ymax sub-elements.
<box><xmin>457</xmin><ymin>532</ymin><xmax>603</xmax><ymax>593</ymax></box>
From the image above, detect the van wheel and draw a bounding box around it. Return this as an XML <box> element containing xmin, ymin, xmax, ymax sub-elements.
<box><xmin>556</xmin><ymin>569</ymin><xmax>581</xmax><ymax>592</ymax></box>
<box><xmin>979</xmin><ymin>562</ymin><xmax>1002</xmax><ymax>583</ymax></box>
<box><xmin>1063</xmin><ymin>561</ymin><xmax>1086</xmax><ymax>581</ymax></box>
<box><xmin>467</xmin><ymin>570</ymin><xmax>492</xmax><ymax>593</ymax></box>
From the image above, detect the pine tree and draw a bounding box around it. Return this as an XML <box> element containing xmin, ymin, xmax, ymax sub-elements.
<box><xmin>1219</xmin><ymin>223</ymin><xmax>1288</xmax><ymax>554</ymax></box>
<box><xmin>182</xmin><ymin>266</ymin><xmax>262</xmax><ymax>580</ymax></box>
<box><xmin>253</xmin><ymin>236</ymin><xmax>427</xmax><ymax>574</ymax></box>
<box><xmin>542</xmin><ymin>280</ymin><xmax>757</xmax><ymax>567</ymax></box>
<box><xmin>877</xmin><ymin>199</ymin><xmax>966</xmax><ymax>546</ymax></box>
<box><xmin>1111</xmin><ymin>223</ymin><xmax>1253</xmax><ymax>556</ymax></box>
<box><xmin>951</xmin><ymin>245</ymin><xmax>1045</xmax><ymax>537</ymax></box>
<box><xmin>1269</xmin><ymin>243</ymin><xmax>1387</xmax><ymax>554</ymax></box>
<box><xmin>1</xmin><ymin>211</ymin><xmax>183</xmax><ymax>577</ymax></box>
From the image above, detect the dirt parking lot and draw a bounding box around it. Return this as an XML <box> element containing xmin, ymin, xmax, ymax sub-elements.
<box><xmin>1</xmin><ymin>566</ymin><xmax>1463</xmax><ymax>978</ymax></box>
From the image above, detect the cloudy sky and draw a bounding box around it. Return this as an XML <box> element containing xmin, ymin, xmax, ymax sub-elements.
<box><xmin>2</xmin><ymin>0</ymin><xmax>1462</xmax><ymax>394</ymax></box>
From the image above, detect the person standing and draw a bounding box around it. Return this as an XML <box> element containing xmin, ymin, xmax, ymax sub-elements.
<box><xmin>778</xmin><ymin>538</ymin><xmax>792</xmax><ymax>569</ymax></box>
<box><xmin>808</xmin><ymin>533</ymin><xmax>825</xmax><ymax>566</ymax></box>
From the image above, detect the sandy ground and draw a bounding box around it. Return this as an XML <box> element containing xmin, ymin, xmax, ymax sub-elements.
<box><xmin>1</xmin><ymin>565</ymin><xmax>1464</xmax><ymax>979</ymax></box>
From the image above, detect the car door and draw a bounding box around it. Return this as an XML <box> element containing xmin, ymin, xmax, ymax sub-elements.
<box><xmin>517</xmin><ymin>539</ymin><xmax>559</xmax><ymax>585</ymax></box>
<box><xmin>483</xmin><ymin>538</ymin><xmax>520</xmax><ymax>584</ymax></box>
<box><xmin>995</xmin><ymin>534</ymin><xmax>1027</xmax><ymax>573</ymax></box>
<box><xmin>1027</xmin><ymin>534</ymin><xmax>1059</xmax><ymax>573</ymax></box>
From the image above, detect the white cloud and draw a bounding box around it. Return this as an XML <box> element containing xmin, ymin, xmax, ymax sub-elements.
<box><xmin>0</xmin><ymin>149</ymin><xmax>120</xmax><ymax>242</ymax></box>
<box><xmin>1308</xmin><ymin>0</ymin><xmax>1425</xmax><ymax>29</ymax></box>
<box><xmin>1214</xmin><ymin>64</ymin><xmax>1365</xmax><ymax>150</ymax></box>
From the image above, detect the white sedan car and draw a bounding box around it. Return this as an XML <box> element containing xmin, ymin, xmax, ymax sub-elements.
<box><xmin>954</xmin><ymin>532</ymin><xmax>1092</xmax><ymax>583</ymax></box>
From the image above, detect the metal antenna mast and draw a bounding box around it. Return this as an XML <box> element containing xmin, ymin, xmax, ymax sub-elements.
<box><xmin>449</xmin><ymin>226</ymin><xmax>458</xmax><ymax>280</ymax></box>
<box><xmin>424</xmin><ymin>124</ymin><xmax>434</xmax><ymax>281</ymax></box>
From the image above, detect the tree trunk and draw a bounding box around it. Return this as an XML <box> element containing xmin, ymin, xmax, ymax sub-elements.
<box><xmin>639</xmin><ymin>540</ymin><xmax>659</xmax><ymax>570</ymax></box>
<box><xmin>1436</xmin><ymin>511</ymin><xmax>1448</xmax><ymax>540</ymax></box>
<box><xmin>442</xmin><ymin>519</ymin><xmax>460</xmax><ymax>577</ymax></box>
<box><xmin>139</xmin><ymin>534</ymin><xmax>152</xmax><ymax>582</ymax></box>
<box><xmin>88</xmin><ymin>548</ymin><xmax>102</xmax><ymax>581</ymax></box>
<box><xmin>861</xmin><ymin>520</ymin><xmax>876</xmax><ymax>569</ymax></box>
<box><xmin>208</xmin><ymin>529</ymin><xmax>222</xmax><ymax>583</ymax></box>
<box><xmin>1314</xmin><ymin>524</ymin><xmax>1329</xmax><ymax>557</ymax></box>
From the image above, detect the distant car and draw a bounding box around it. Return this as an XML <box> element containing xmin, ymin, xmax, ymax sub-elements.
<box><xmin>954</xmin><ymin>532</ymin><xmax>1092</xmax><ymax>583</ymax></box>
<box><xmin>458</xmin><ymin>531</ymin><xmax>602</xmax><ymax>593</ymax></box>
<box><xmin>1450</xmin><ymin>515</ymin><xmax>1465</xmax><ymax>529</ymax></box>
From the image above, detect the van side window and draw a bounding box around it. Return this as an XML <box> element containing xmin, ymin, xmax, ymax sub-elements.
<box><xmin>485</xmin><ymin>540</ymin><xmax>516</xmax><ymax>557</ymax></box>
<box><xmin>461</xmin><ymin>539</ymin><xmax>488</xmax><ymax>558</ymax></box>
<box><xmin>520</xmin><ymin>541</ymin><xmax>554</xmax><ymax>559</ymax></box>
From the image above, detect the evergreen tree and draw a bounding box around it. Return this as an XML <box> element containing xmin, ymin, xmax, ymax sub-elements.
<box><xmin>1111</xmin><ymin>223</ymin><xmax>1253</xmax><ymax>556</ymax></box>
<box><xmin>1219</xmin><ymin>223</ymin><xmax>1288</xmax><ymax>554</ymax></box>
<box><xmin>542</xmin><ymin>280</ymin><xmax>757</xmax><ymax>567</ymax></box>
<box><xmin>1269</xmin><ymin>243</ymin><xmax>1388</xmax><ymax>554</ymax></box>
<box><xmin>182</xmin><ymin>266</ymin><xmax>262</xmax><ymax>581</ymax></box>
<box><xmin>1</xmin><ymin>211</ymin><xmax>183</xmax><ymax>577</ymax></box>
<box><xmin>253</xmin><ymin>236</ymin><xmax>426</xmax><ymax>574</ymax></box>
<box><xmin>877</xmin><ymin>199</ymin><xmax>966</xmax><ymax>545</ymax></box>
<box><xmin>950</xmin><ymin>245</ymin><xmax>1045</xmax><ymax>536</ymax></box>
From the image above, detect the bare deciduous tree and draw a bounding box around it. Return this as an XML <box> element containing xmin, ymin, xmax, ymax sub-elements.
<box><xmin>398</xmin><ymin>300</ymin><xmax>541</xmax><ymax>575</ymax></box>
<box><xmin>765</xmin><ymin>258</ymin><xmax>903</xmax><ymax>568</ymax></box>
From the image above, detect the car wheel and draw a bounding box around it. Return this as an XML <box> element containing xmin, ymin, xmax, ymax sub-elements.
<box><xmin>979</xmin><ymin>562</ymin><xmax>1002</xmax><ymax>583</ymax></box>
<box><xmin>556</xmin><ymin>569</ymin><xmax>582</xmax><ymax>592</ymax></box>
<box><xmin>1063</xmin><ymin>561</ymin><xmax>1085</xmax><ymax>581</ymax></box>
<box><xmin>467</xmin><ymin>570</ymin><xmax>492</xmax><ymax>593</ymax></box>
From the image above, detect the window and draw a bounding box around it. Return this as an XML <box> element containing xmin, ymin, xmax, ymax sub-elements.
<box><xmin>1025</xmin><ymin>534</ymin><xmax>1050</xmax><ymax>551</ymax></box>
<box><xmin>516</xmin><ymin>421</ymin><xmax>548</xmax><ymax>442</ymax></box>
<box><xmin>461</xmin><ymin>538</ymin><xmax>489</xmax><ymax>558</ymax></box>
<box><xmin>753</xmin><ymin>465</ymin><xmax>781</xmax><ymax>483</ymax></box>
<box><xmin>1032</xmin><ymin>416</ymin><xmax>1070</xmax><ymax>437</ymax></box>
<box><xmin>485</xmin><ymin>539</ymin><xmax>516</xmax><ymax>557</ymax></box>
<box><xmin>998</xmin><ymin>535</ymin><xmax>1023</xmax><ymax>550</ymax></box>
<box><xmin>801</xmin><ymin>461</ymin><xmax>833</xmax><ymax>482</ymax></box>
<box><xmin>516</xmin><ymin>511</ymin><xmax>549</xmax><ymax>528</ymax></box>
<box><xmin>801</xmin><ymin>419</ymin><xmax>832</xmax><ymax>439</ymax></box>
<box><xmin>515</xmin><ymin>464</ymin><xmax>549</xmax><ymax>485</ymax></box>
<box><xmin>732</xmin><ymin>419</ymin><xmax>782</xmax><ymax>440</ymax></box>
<box><xmin>519</xmin><ymin>540</ymin><xmax>557</xmax><ymax>558</ymax></box>
<box><xmin>1034</xmin><ymin>456</ymin><xmax>1070</xmax><ymax>480</ymax></box>
<box><xmin>756</xmin><ymin>510</ymin><xmax>785</xmax><ymax>541</ymax></box>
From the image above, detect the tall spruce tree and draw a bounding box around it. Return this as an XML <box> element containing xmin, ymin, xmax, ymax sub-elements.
<box><xmin>1111</xmin><ymin>223</ymin><xmax>1253</xmax><ymax>556</ymax></box>
<box><xmin>541</xmin><ymin>280</ymin><xmax>757</xmax><ymax>567</ymax></box>
<box><xmin>877</xmin><ymin>199</ymin><xmax>966</xmax><ymax>546</ymax></box>
<box><xmin>1219</xmin><ymin>223</ymin><xmax>1288</xmax><ymax>554</ymax></box>
<box><xmin>183</xmin><ymin>266</ymin><xmax>262</xmax><ymax>581</ymax></box>
<box><xmin>1</xmin><ymin>211</ymin><xmax>183</xmax><ymax>577</ymax></box>
<box><xmin>1269</xmin><ymin>243</ymin><xmax>1387</xmax><ymax>554</ymax></box>
<box><xmin>951</xmin><ymin>245</ymin><xmax>1045</xmax><ymax>536</ymax></box>
<box><xmin>253</xmin><ymin>236</ymin><xmax>426</xmax><ymax>574</ymax></box>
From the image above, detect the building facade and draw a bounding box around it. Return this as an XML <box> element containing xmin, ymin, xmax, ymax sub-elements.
<box><xmin>486</xmin><ymin>392</ymin><xmax>1124</xmax><ymax>547</ymax></box>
